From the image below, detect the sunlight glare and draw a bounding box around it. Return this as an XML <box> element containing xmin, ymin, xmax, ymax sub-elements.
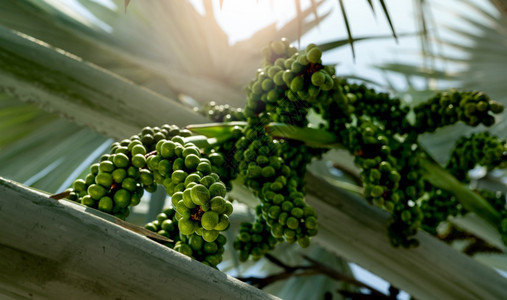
<box><xmin>211</xmin><ymin>0</ymin><xmax>298</xmax><ymax>45</ymax></box>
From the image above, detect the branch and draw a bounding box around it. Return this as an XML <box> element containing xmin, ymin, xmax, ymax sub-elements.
<box><xmin>236</xmin><ymin>253</ymin><xmax>388</xmax><ymax>298</ymax></box>
<box><xmin>331</xmin><ymin>162</ymin><xmax>363</xmax><ymax>187</ymax></box>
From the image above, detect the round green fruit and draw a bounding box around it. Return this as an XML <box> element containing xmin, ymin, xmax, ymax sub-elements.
<box><xmin>202</xmin><ymin>229</ymin><xmax>219</xmax><ymax>242</ymax></box>
<box><xmin>178</xmin><ymin>219</ymin><xmax>195</xmax><ymax>235</ymax></box>
<box><xmin>191</xmin><ymin>184</ymin><xmax>210</xmax><ymax>205</ymax></box>
<box><xmin>98</xmin><ymin>196</ymin><xmax>113</xmax><ymax>213</ymax></box>
<box><xmin>113</xmin><ymin>189</ymin><xmax>131</xmax><ymax>208</ymax></box>
<box><xmin>113</xmin><ymin>153</ymin><xmax>130</xmax><ymax>168</ymax></box>
<box><xmin>201</xmin><ymin>211</ymin><xmax>219</xmax><ymax>230</ymax></box>
<box><xmin>209</xmin><ymin>182</ymin><xmax>226</xmax><ymax>198</ymax></box>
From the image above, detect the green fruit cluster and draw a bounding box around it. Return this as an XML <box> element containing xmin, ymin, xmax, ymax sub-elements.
<box><xmin>65</xmin><ymin>37</ymin><xmax>507</xmax><ymax>265</ymax></box>
<box><xmin>230</xmin><ymin>42</ymin><xmax>337</xmax><ymax>256</ymax></box>
<box><xmin>446</xmin><ymin>132</ymin><xmax>507</xmax><ymax>182</ymax></box>
<box><xmin>339</xmin><ymin>81</ymin><xmax>411</xmax><ymax>134</ymax></box>
<box><xmin>233</xmin><ymin>125</ymin><xmax>319</xmax><ymax>247</ymax></box>
<box><xmin>414</xmin><ymin>89</ymin><xmax>504</xmax><ymax>133</ymax></box>
<box><xmin>343</xmin><ymin>119</ymin><xmax>424</xmax><ymax>247</ymax></box>
<box><xmin>234</xmin><ymin>208</ymin><xmax>282</xmax><ymax>261</ymax></box>
<box><xmin>145</xmin><ymin>207</ymin><xmax>181</xmax><ymax>248</ymax></box>
<box><xmin>241</xmin><ymin>39</ymin><xmax>499</xmax><ymax>249</ymax></box>
<box><xmin>145</xmin><ymin>208</ymin><xmax>227</xmax><ymax>269</ymax></box>
<box><xmin>66</xmin><ymin>123</ymin><xmax>234</xmax><ymax>266</ymax></box>
<box><xmin>144</xmin><ymin>136</ymin><xmax>233</xmax><ymax>243</ymax></box>
<box><xmin>244</xmin><ymin>43</ymin><xmax>332</xmax><ymax>127</ymax></box>
<box><xmin>195</xmin><ymin>101</ymin><xmax>246</xmax><ymax>123</ymax></box>
<box><xmin>419</xmin><ymin>132</ymin><xmax>506</xmax><ymax>238</ymax></box>
<box><xmin>211</xmin><ymin>38</ymin><xmax>506</xmax><ymax>250</ymax></box>
<box><xmin>67</xmin><ymin>125</ymin><xmax>191</xmax><ymax>219</ymax></box>
<box><xmin>174</xmin><ymin>233</ymin><xmax>227</xmax><ymax>268</ymax></box>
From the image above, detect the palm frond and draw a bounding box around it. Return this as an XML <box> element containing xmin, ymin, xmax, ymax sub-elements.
<box><xmin>0</xmin><ymin>0</ymin><xmax>334</xmax><ymax>107</ymax></box>
<box><xmin>378</xmin><ymin>0</ymin><xmax>397</xmax><ymax>41</ymax></box>
<box><xmin>0</xmin><ymin>94</ymin><xmax>57</xmax><ymax>148</ymax></box>
<box><xmin>337</xmin><ymin>0</ymin><xmax>355</xmax><ymax>59</ymax></box>
<box><xmin>0</xmin><ymin>118</ymin><xmax>109</xmax><ymax>193</ymax></box>
<box><xmin>374</xmin><ymin>0</ymin><xmax>507</xmax><ymax>165</ymax></box>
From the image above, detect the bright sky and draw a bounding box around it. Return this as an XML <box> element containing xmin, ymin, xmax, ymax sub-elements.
<box><xmin>185</xmin><ymin>0</ymin><xmax>421</xmax><ymax>91</ymax></box>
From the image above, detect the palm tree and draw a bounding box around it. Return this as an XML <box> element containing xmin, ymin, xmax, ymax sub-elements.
<box><xmin>0</xmin><ymin>0</ymin><xmax>506</xmax><ymax>299</ymax></box>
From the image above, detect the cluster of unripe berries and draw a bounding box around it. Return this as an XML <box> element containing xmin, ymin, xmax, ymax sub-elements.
<box><xmin>148</xmin><ymin>135</ymin><xmax>233</xmax><ymax>243</ymax></box>
<box><xmin>66</xmin><ymin>124</ymin><xmax>234</xmax><ymax>267</ymax></box>
<box><xmin>66</xmin><ymin>36</ymin><xmax>507</xmax><ymax>269</ymax></box>
<box><xmin>446</xmin><ymin>132</ymin><xmax>507</xmax><ymax>182</ymax></box>
<box><xmin>414</xmin><ymin>89</ymin><xmax>504</xmax><ymax>132</ymax></box>
<box><xmin>244</xmin><ymin>39</ymin><xmax>335</xmax><ymax>127</ymax></box>
<box><xmin>145</xmin><ymin>208</ymin><xmax>227</xmax><ymax>268</ymax></box>
<box><xmin>67</xmin><ymin>125</ymin><xmax>188</xmax><ymax>219</ymax></box>
<box><xmin>234</xmin><ymin>207</ymin><xmax>282</xmax><ymax>261</ymax></box>
<box><xmin>420</xmin><ymin>133</ymin><xmax>506</xmax><ymax>240</ymax></box>
<box><xmin>195</xmin><ymin>101</ymin><xmax>246</xmax><ymax>123</ymax></box>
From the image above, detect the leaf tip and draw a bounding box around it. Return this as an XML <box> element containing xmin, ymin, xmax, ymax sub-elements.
<box><xmin>124</xmin><ymin>0</ymin><xmax>131</xmax><ymax>14</ymax></box>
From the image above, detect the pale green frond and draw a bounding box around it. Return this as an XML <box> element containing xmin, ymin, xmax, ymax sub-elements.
<box><xmin>374</xmin><ymin>63</ymin><xmax>455</xmax><ymax>80</ymax></box>
<box><xmin>0</xmin><ymin>117</ymin><xmax>109</xmax><ymax>193</ymax></box>
<box><xmin>0</xmin><ymin>94</ymin><xmax>57</xmax><ymax>148</ymax></box>
<box><xmin>1</xmin><ymin>0</ymin><xmax>335</xmax><ymax>107</ymax></box>
<box><xmin>475</xmin><ymin>253</ymin><xmax>507</xmax><ymax>273</ymax></box>
<box><xmin>317</xmin><ymin>32</ymin><xmax>416</xmax><ymax>53</ymax></box>
<box><xmin>0</xmin><ymin>24</ymin><xmax>207</xmax><ymax>138</ymax></box>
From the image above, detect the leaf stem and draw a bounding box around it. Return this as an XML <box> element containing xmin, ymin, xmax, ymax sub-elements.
<box><xmin>419</xmin><ymin>158</ymin><xmax>501</xmax><ymax>227</ymax></box>
<box><xmin>266</xmin><ymin>122</ymin><xmax>344</xmax><ymax>149</ymax></box>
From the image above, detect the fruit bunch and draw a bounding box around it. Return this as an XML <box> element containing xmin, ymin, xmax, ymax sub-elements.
<box><xmin>64</xmin><ymin>38</ymin><xmax>507</xmax><ymax>267</ymax></box>
<box><xmin>234</xmin><ymin>207</ymin><xmax>282</xmax><ymax>261</ymax></box>
<box><xmin>67</xmin><ymin>125</ymin><xmax>191</xmax><ymax>219</ymax></box>
<box><xmin>420</xmin><ymin>132</ymin><xmax>506</xmax><ymax>237</ymax></box>
<box><xmin>146</xmin><ymin>135</ymin><xmax>233</xmax><ymax>243</ymax></box>
<box><xmin>446</xmin><ymin>132</ymin><xmax>507</xmax><ymax>181</ymax></box>
<box><xmin>145</xmin><ymin>207</ymin><xmax>181</xmax><ymax>248</ymax></box>
<box><xmin>233</xmin><ymin>123</ymin><xmax>320</xmax><ymax>247</ymax></box>
<box><xmin>413</xmin><ymin>90</ymin><xmax>504</xmax><ymax>133</ymax></box>
<box><xmin>144</xmin><ymin>208</ymin><xmax>227</xmax><ymax>268</ymax></box>
<box><xmin>236</xmin><ymin>38</ymin><xmax>506</xmax><ymax>249</ymax></box>
<box><xmin>66</xmin><ymin>123</ymin><xmax>235</xmax><ymax>267</ymax></box>
<box><xmin>195</xmin><ymin>101</ymin><xmax>246</xmax><ymax>123</ymax></box>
